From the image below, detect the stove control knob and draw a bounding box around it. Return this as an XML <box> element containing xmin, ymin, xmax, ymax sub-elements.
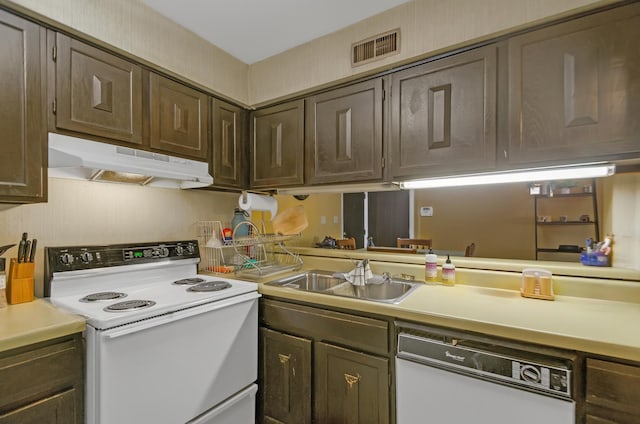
<box><xmin>175</xmin><ymin>245</ymin><xmax>184</xmax><ymax>256</ymax></box>
<box><xmin>186</xmin><ymin>244</ymin><xmax>195</xmax><ymax>254</ymax></box>
<box><xmin>159</xmin><ymin>247</ymin><xmax>170</xmax><ymax>257</ymax></box>
<box><xmin>80</xmin><ymin>252</ymin><xmax>94</xmax><ymax>264</ymax></box>
<box><xmin>59</xmin><ymin>253</ymin><xmax>74</xmax><ymax>265</ymax></box>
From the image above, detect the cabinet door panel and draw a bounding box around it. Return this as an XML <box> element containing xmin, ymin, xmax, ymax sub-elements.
<box><xmin>315</xmin><ymin>342</ymin><xmax>389</xmax><ymax>424</ymax></box>
<box><xmin>507</xmin><ymin>4</ymin><xmax>640</xmax><ymax>166</ymax></box>
<box><xmin>212</xmin><ymin>99</ymin><xmax>245</xmax><ymax>188</ymax></box>
<box><xmin>55</xmin><ymin>33</ymin><xmax>143</xmax><ymax>145</ymax></box>
<box><xmin>149</xmin><ymin>73</ymin><xmax>208</xmax><ymax>159</ymax></box>
<box><xmin>260</xmin><ymin>328</ymin><xmax>311</xmax><ymax>424</ymax></box>
<box><xmin>585</xmin><ymin>358</ymin><xmax>640</xmax><ymax>423</ymax></box>
<box><xmin>306</xmin><ymin>79</ymin><xmax>383</xmax><ymax>184</ymax></box>
<box><xmin>0</xmin><ymin>10</ymin><xmax>45</xmax><ymax>202</ymax></box>
<box><xmin>390</xmin><ymin>45</ymin><xmax>497</xmax><ymax>179</ymax></box>
<box><xmin>251</xmin><ymin>100</ymin><xmax>304</xmax><ymax>188</ymax></box>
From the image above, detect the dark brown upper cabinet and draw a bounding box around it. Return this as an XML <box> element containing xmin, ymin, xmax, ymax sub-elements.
<box><xmin>250</xmin><ymin>100</ymin><xmax>304</xmax><ymax>189</ymax></box>
<box><xmin>54</xmin><ymin>33</ymin><xmax>143</xmax><ymax>145</ymax></box>
<box><xmin>305</xmin><ymin>78</ymin><xmax>383</xmax><ymax>184</ymax></box>
<box><xmin>148</xmin><ymin>73</ymin><xmax>209</xmax><ymax>160</ymax></box>
<box><xmin>389</xmin><ymin>45</ymin><xmax>497</xmax><ymax>180</ymax></box>
<box><xmin>0</xmin><ymin>10</ymin><xmax>46</xmax><ymax>203</ymax></box>
<box><xmin>506</xmin><ymin>3</ymin><xmax>640</xmax><ymax>167</ymax></box>
<box><xmin>211</xmin><ymin>99</ymin><xmax>246</xmax><ymax>188</ymax></box>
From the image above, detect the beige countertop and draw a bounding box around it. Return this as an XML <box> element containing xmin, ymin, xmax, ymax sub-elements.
<box><xmin>297</xmin><ymin>247</ymin><xmax>640</xmax><ymax>281</ymax></box>
<box><xmin>0</xmin><ymin>292</ymin><xmax>86</xmax><ymax>353</ymax></box>
<box><xmin>259</xmin><ymin>281</ymin><xmax>640</xmax><ymax>362</ymax></box>
<box><xmin>242</xmin><ymin>250</ymin><xmax>640</xmax><ymax>363</ymax></box>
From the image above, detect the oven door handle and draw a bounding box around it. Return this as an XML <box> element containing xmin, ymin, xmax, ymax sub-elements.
<box><xmin>103</xmin><ymin>292</ymin><xmax>260</xmax><ymax>339</ymax></box>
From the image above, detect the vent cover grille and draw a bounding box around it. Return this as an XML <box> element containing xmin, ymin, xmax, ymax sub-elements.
<box><xmin>352</xmin><ymin>29</ymin><xmax>400</xmax><ymax>67</ymax></box>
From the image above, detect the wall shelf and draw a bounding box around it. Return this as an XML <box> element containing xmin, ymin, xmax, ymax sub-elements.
<box><xmin>534</xmin><ymin>179</ymin><xmax>600</xmax><ymax>261</ymax></box>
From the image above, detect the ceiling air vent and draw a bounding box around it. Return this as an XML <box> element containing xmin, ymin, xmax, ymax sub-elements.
<box><xmin>352</xmin><ymin>29</ymin><xmax>400</xmax><ymax>67</ymax></box>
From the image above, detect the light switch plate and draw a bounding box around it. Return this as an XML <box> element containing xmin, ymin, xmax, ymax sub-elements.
<box><xmin>420</xmin><ymin>206</ymin><xmax>433</xmax><ymax>217</ymax></box>
<box><xmin>320</xmin><ymin>216</ymin><xmax>326</xmax><ymax>224</ymax></box>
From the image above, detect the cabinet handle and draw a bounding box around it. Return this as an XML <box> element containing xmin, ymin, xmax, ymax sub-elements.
<box><xmin>279</xmin><ymin>353</ymin><xmax>292</xmax><ymax>412</ymax></box>
<box><xmin>344</xmin><ymin>373</ymin><xmax>360</xmax><ymax>389</ymax></box>
<box><xmin>278</xmin><ymin>353</ymin><xmax>291</xmax><ymax>364</ymax></box>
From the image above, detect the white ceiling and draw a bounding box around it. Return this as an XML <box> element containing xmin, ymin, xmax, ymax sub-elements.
<box><xmin>141</xmin><ymin>0</ymin><xmax>412</xmax><ymax>64</ymax></box>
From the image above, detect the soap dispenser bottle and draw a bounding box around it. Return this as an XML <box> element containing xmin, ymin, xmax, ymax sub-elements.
<box><xmin>442</xmin><ymin>255</ymin><xmax>456</xmax><ymax>285</ymax></box>
<box><xmin>424</xmin><ymin>248</ymin><xmax>438</xmax><ymax>282</ymax></box>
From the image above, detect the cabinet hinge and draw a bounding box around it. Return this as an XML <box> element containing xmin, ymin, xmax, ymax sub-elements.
<box><xmin>52</xmin><ymin>46</ymin><xmax>57</xmax><ymax>62</ymax></box>
<box><xmin>382</xmin><ymin>89</ymin><xmax>386</xmax><ymax>101</ymax></box>
<box><xmin>382</xmin><ymin>157</ymin><xmax>386</xmax><ymax>168</ymax></box>
<box><xmin>52</xmin><ymin>99</ymin><xmax>57</xmax><ymax>114</ymax></box>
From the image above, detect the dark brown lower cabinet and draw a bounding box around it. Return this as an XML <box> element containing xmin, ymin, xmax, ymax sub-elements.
<box><xmin>315</xmin><ymin>342</ymin><xmax>389</xmax><ymax>424</ymax></box>
<box><xmin>259</xmin><ymin>298</ymin><xmax>392</xmax><ymax>424</ymax></box>
<box><xmin>260</xmin><ymin>327</ymin><xmax>312</xmax><ymax>424</ymax></box>
<box><xmin>0</xmin><ymin>389</ymin><xmax>77</xmax><ymax>424</ymax></box>
<box><xmin>0</xmin><ymin>334</ymin><xmax>84</xmax><ymax>424</ymax></box>
<box><xmin>585</xmin><ymin>358</ymin><xmax>640</xmax><ymax>424</ymax></box>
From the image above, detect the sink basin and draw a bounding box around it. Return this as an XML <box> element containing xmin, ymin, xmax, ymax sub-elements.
<box><xmin>265</xmin><ymin>269</ymin><xmax>421</xmax><ymax>304</ymax></box>
<box><xmin>272</xmin><ymin>270</ymin><xmax>345</xmax><ymax>291</ymax></box>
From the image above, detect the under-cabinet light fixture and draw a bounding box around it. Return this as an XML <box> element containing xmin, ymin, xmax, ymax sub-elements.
<box><xmin>399</xmin><ymin>163</ymin><xmax>616</xmax><ymax>190</ymax></box>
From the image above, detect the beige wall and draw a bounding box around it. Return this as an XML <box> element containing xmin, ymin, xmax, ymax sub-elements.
<box><xmin>0</xmin><ymin>179</ymin><xmax>238</xmax><ymax>296</ymax></box>
<box><xmin>248</xmin><ymin>0</ymin><xmax>620</xmax><ymax>105</ymax></box>
<box><xmin>413</xmin><ymin>183</ymin><xmax>534</xmax><ymax>259</ymax></box>
<box><xmin>2</xmin><ymin>0</ymin><xmax>250</xmax><ymax>105</ymax></box>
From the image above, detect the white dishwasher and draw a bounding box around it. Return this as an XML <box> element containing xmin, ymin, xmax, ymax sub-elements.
<box><xmin>396</xmin><ymin>322</ymin><xmax>576</xmax><ymax>424</ymax></box>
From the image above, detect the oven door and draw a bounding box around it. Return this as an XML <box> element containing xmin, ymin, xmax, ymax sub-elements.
<box><xmin>85</xmin><ymin>292</ymin><xmax>259</xmax><ymax>424</ymax></box>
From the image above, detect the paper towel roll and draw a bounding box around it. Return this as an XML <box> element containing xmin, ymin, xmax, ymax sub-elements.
<box><xmin>238</xmin><ymin>193</ymin><xmax>277</xmax><ymax>218</ymax></box>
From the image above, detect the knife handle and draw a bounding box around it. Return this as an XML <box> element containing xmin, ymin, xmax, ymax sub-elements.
<box><xmin>24</xmin><ymin>240</ymin><xmax>31</xmax><ymax>263</ymax></box>
<box><xmin>17</xmin><ymin>239</ymin><xmax>25</xmax><ymax>263</ymax></box>
<box><xmin>29</xmin><ymin>239</ymin><xmax>37</xmax><ymax>263</ymax></box>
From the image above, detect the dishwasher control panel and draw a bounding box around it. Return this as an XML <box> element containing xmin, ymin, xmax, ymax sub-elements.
<box><xmin>397</xmin><ymin>329</ymin><xmax>574</xmax><ymax>399</ymax></box>
<box><xmin>512</xmin><ymin>361</ymin><xmax>570</xmax><ymax>396</ymax></box>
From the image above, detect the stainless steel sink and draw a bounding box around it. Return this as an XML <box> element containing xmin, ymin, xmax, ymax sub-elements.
<box><xmin>271</xmin><ymin>270</ymin><xmax>346</xmax><ymax>291</ymax></box>
<box><xmin>265</xmin><ymin>269</ymin><xmax>421</xmax><ymax>304</ymax></box>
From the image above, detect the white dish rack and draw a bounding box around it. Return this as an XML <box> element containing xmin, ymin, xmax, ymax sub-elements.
<box><xmin>198</xmin><ymin>220</ymin><xmax>302</xmax><ymax>278</ymax></box>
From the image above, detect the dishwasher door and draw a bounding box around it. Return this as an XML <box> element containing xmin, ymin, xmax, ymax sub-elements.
<box><xmin>395</xmin><ymin>324</ymin><xmax>576</xmax><ymax>424</ymax></box>
<box><xmin>397</xmin><ymin>357</ymin><xmax>575</xmax><ymax>424</ymax></box>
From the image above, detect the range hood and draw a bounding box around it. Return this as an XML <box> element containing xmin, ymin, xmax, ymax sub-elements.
<box><xmin>48</xmin><ymin>133</ymin><xmax>213</xmax><ymax>189</ymax></box>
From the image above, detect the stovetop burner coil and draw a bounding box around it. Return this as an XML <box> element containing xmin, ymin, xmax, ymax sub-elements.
<box><xmin>81</xmin><ymin>292</ymin><xmax>127</xmax><ymax>302</ymax></box>
<box><xmin>187</xmin><ymin>281</ymin><xmax>232</xmax><ymax>292</ymax></box>
<box><xmin>173</xmin><ymin>277</ymin><xmax>206</xmax><ymax>285</ymax></box>
<box><xmin>104</xmin><ymin>300</ymin><xmax>156</xmax><ymax>312</ymax></box>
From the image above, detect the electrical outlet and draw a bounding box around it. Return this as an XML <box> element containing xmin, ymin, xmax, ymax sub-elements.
<box><xmin>320</xmin><ymin>216</ymin><xmax>326</xmax><ymax>224</ymax></box>
<box><xmin>333</xmin><ymin>216</ymin><xmax>339</xmax><ymax>224</ymax></box>
<box><xmin>420</xmin><ymin>206</ymin><xmax>434</xmax><ymax>217</ymax></box>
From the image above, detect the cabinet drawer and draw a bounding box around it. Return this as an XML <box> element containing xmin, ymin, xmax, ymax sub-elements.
<box><xmin>586</xmin><ymin>358</ymin><xmax>640</xmax><ymax>422</ymax></box>
<box><xmin>0</xmin><ymin>388</ymin><xmax>78</xmax><ymax>424</ymax></box>
<box><xmin>261</xmin><ymin>299</ymin><xmax>389</xmax><ymax>356</ymax></box>
<box><xmin>0</xmin><ymin>335</ymin><xmax>83</xmax><ymax>412</ymax></box>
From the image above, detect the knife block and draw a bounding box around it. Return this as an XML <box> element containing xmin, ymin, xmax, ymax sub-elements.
<box><xmin>6</xmin><ymin>258</ymin><xmax>34</xmax><ymax>304</ymax></box>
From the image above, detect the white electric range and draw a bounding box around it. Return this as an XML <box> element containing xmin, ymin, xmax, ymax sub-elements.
<box><xmin>45</xmin><ymin>240</ymin><xmax>259</xmax><ymax>424</ymax></box>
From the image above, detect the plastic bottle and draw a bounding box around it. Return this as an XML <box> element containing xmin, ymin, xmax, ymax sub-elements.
<box><xmin>442</xmin><ymin>255</ymin><xmax>456</xmax><ymax>285</ymax></box>
<box><xmin>424</xmin><ymin>249</ymin><xmax>438</xmax><ymax>282</ymax></box>
<box><xmin>231</xmin><ymin>208</ymin><xmax>250</xmax><ymax>237</ymax></box>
